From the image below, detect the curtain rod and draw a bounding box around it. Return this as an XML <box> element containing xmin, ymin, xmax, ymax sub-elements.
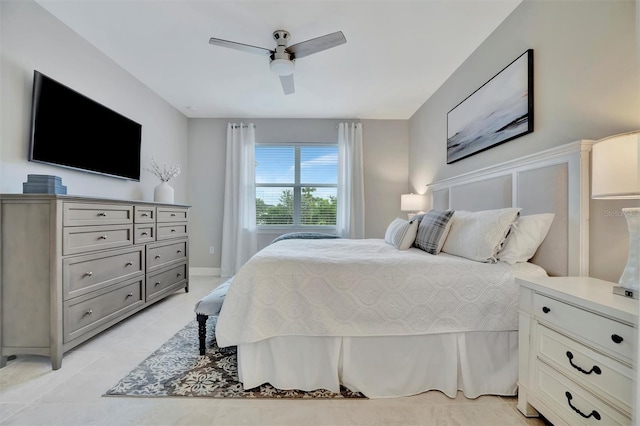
<box><xmin>229</xmin><ymin>124</ymin><xmax>254</xmax><ymax>129</ymax></box>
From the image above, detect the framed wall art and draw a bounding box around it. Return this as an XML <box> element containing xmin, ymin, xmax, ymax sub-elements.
<box><xmin>447</xmin><ymin>49</ymin><xmax>533</xmax><ymax>164</ymax></box>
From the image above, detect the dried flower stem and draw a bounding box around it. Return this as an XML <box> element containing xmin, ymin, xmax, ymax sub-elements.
<box><xmin>145</xmin><ymin>158</ymin><xmax>181</xmax><ymax>182</ymax></box>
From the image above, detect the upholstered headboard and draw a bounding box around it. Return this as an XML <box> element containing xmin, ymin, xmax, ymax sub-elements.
<box><xmin>427</xmin><ymin>141</ymin><xmax>593</xmax><ymax>277</ymax></box>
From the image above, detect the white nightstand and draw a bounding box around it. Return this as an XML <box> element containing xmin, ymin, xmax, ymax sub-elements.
<box><xmin>517</xmin><ymin>276</ymin><xmax>638</xmax><ymax>426</ymax></box>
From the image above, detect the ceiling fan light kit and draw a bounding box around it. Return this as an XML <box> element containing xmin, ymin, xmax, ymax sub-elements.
<box><xmin>208</xmin><ymin>29</ymin><xmax>346</xmax><ymax>95</ymax></box>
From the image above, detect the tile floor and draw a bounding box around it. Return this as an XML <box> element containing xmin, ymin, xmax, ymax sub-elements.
<box><xmin>0</xmin><ymin>275</ymin><xmax>549</xmax><ymax>426</ymax></box>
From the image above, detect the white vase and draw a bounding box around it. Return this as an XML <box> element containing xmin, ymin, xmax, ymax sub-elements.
<box><xmin>154</xmin><ymin>181</ymin><xmax>174</xmax><ymax>203</ymax></box>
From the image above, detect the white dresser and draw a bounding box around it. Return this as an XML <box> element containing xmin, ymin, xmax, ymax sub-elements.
<box><xmin>0</xmin><ymin>194</ymin><xmax>190</xmax><ymax>369</ymax></box>
<box><xmin>517</xmin><ymin>276</ymin><xmax>638</xmax><ymax>425</ymax></box>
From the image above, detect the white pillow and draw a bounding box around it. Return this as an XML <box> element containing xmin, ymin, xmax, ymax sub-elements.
<box><xmin>497</xmin><ymin>213</ymin><xmax>555</xmax><ymax>264</ymax></box>
<box><xmin>441</xmin><ymin>208</ymin><xmax>521</xmax><ymax>263</ymax></box>
<box><xmin>384</xmin><ymin>218</ymin><xmax>419</xmax><ymax>250</ymax></box>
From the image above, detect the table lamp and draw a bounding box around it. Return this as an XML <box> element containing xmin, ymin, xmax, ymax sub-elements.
<box><xmin>401</xmin><ymin>193</ymin><xmax>426</xmax><ymax>219</ymax></box>
<box><xmin>591</xmin><ymin>131</ymin><xmax>640</xmax><ymax>298</ymax></box>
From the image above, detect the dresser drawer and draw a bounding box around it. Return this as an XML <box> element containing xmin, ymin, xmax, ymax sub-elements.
<box><xmin>147</xmin><ymin>239</ymin><xmax>187</xmax><ymax>272</ymax></box>
<box><xmin>146</xmin><ymin>263</ymin><xmax>187</xmax><ymax>302</ymax></box>
<box><xmin>157</xmin><ymin>207</ymin><xmax>188</xmax><ymax>223</ymax></box>
<box><xmin>63</xmin><ymin>247</ymin><xmax>144</xmax><ymax>300</ymax></box>
<box><xmin>536</xmin><ymin>324</ymin><xmax>633</xmax><ymax>413</ymax></box>
<box><xmin>63</xmin><ymin>277</ymin><xmax>144</xmax><ymax>343</ymax></box>
<box><xmin>63</xmin><ymin>225</ymin><xmax>133</xmax><ymax>255</ymax></box>
<box><xmin>134</xmin><ymin>205</ymin><xmax>155</xmax><ymax>223</ymax></box>
<box><xmin>534</xmin><ymin>293</ymin><xmax>635</xmax><ymax>362</ymax></box>
<box><xmin>156</xmin><ymin>222</ymin><xmax>188</xmax><ymax>241</ymax></box>
<box><xmin>64</xmin><ymin>202</ymin><xmax>133</xmax><ymax>226</ymax></box>
<box><xmin>134</xmin><ymin>224</ymin><xmax>155</xmax><ymax>244</ymax></box>
<box><xmin>535</xmin><ymin>360</ymin><xmax>630</xmax><ymax>425</ymax></box>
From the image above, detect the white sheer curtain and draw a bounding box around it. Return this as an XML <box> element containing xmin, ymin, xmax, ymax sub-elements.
<box><xmin>337</xmin><ymin>122</ymin><xmax>365</xmax><ymax>238</ymax></box>
<box><xmin>220</xmin><ymin>123</ymin><xmax>257</xmax><ymax>278</ymax></box>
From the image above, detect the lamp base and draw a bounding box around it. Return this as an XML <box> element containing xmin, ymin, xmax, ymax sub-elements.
<box><xmin>617</xmin><ymin>208</ymin><xmax>639</xmax><ymax>295</ymax></box>
<box><xmin>612</xmin><ymin>285</ymin><xmax>639</xmax><ymax>299</ymax></box>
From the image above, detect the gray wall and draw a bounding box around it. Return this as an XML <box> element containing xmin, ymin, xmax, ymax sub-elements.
<box><xmin>408</xmin><ymin>0</ymin><xmax>640</xmax><ymax>282</ymax></box>
<box><xmin>187</xmin><ymin>118</ymin><xmax>409</xmax><ymax>270</ymax></box>
<box><xmin>0</xmin><ymin>0</ymin><xmax>189</xmax><ymax>202</ymax></box>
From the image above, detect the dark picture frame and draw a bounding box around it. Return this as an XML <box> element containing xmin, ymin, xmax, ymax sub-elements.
<box><xmin>447</xmin><ymin>49</ymin><xmax>533</xmax><ymax>164</ymax></box>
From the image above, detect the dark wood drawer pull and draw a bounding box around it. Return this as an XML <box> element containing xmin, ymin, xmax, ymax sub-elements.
<box><xmin>611</xmin><ymin>334</ymin><xmax>624</xmax><ymax>344</ymax></box>
<box><xmin>566</xmin><ymin>351</ymin><xmax>601</xmax><ymax>375</ymax></box>
<box><xmin>565</xmin><ymin>391</ymin><xmax>600</xmax><ymax>420</ymax></box>
<box><xmin>542</xmin><ymin>306</ymin><xmax>550</xmax><ymax>314</ymax></box>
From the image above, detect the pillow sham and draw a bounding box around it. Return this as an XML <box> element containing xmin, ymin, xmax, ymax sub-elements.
<box><xmin>497</xmin><ymin>213</ymin><xmax>555</xmax><ymax>264</ymax></box>
<box><xmin>441</xmin><ymin>208</ymin><xmax>521</xmax><ymax>263</ymax></box>
<box><xmin>384</xmin><ymin>218</ymin><xmax>419</xmax><ymax>250</ymax></box>
<box><xmin>413</xmin><ymin>209</ymin><xmax>455</xmax><ymax>255</ymax></box>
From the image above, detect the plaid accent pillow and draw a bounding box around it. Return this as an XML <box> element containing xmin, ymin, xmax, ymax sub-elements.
<box><xmin>384</xmin><ymin>218</ymin><xmax>419</xmax><ymax>250</ymax></box>
<box><xmin>413</xmin><ymin>209</ymin><xmax>455</xmax><ymax>255</ymax></box>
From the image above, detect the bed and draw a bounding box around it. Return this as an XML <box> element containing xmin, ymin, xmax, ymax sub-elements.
<box><xmin>214</xmin><ymin>140</ymin><xmax>593</xmax><ymax>398</ymax></box>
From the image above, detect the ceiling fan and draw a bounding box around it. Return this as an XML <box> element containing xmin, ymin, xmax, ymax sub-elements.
<box><xmin>208</xmin><ymin>30</ymin><xmax>346</xmax><ymax>95</ymax></box>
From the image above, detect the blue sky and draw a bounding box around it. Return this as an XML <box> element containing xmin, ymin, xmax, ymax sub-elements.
<box><xmin>255</xmin><ymin>145</ymin><xmax>338</xmax><ymax>205</ymax></box>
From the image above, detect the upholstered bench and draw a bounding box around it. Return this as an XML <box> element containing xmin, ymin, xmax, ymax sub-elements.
<box><xmin>194</xmin><ymin>278</ymin><xmax>231</xmax><ymax>355</ymax></box>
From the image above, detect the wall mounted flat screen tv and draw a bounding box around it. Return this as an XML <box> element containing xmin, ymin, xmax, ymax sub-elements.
<box><xmin>29</xmin><ymin>70</ymin><xmax>142</xmax><ymax>181</ymax></box>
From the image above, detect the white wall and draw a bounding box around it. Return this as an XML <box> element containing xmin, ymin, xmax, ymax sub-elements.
<box><xmin>408</xmin><ymin>0</ymin><xmax>640</xmax><ymax>282</ymax></box>
<box><xmin>187</xmin><ymin>118</ymin><xmax>409</xmax><ymax>269</ymax></box>
<box><xmin>0</xmin><ymin>0</ymin><xmax>189</xmax><ymax>202</ymax></box>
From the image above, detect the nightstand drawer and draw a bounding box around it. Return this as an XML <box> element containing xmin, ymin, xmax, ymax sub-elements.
<box><xmin>537</xmin><ymin>324</ymin><xmax>633</xmax><ymax>413</ymax></box>
<box><xmin>535</xmin><ymin>360</ymin><xmax>630</xmax><ymax>425</ymax></box>
<box><xmin>64</xmin><ymin>202</ymin><xmax>133</xmax><ymax>226</ymax></box>
<box><xmin>63</xmin><ymin>225</ymin><xmax>133</xmax><ymax>255</ymax></box>
<box><xmin>63</xmin><ymin>246</ymin><xmax>144</xmax><ymax>300</ymax></box>
<box><xmin>534</xmin><ymin>293</ymin><xmax>635</xmax><ymax>362</ymax></box>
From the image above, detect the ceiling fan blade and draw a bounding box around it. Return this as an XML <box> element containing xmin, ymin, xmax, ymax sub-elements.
<box><xmin>279</xmin><ymin>74</ymin><xmax>295</xmax><ymax>95</ymax></box>
<box><xmin>286</xmin><ymin>31</ymin><xmax>346</xmax><ymax>59</ymax></box>
<box><xmin>208</xmin><ymin>37</ymin><xmax>272</xmax><ymax>56</ymax></box>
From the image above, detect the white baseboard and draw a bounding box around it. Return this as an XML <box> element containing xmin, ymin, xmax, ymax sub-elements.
<box><xmin>189</xmin><ymin>267</ymin><xmax>220</xmax><ymax>277</ymax></box>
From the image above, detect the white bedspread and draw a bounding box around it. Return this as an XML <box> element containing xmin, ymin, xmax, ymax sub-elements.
<box><xmin>215</xmin><ymin>238</ymin><xmax>547</xmax><ymax>347</ymax></box>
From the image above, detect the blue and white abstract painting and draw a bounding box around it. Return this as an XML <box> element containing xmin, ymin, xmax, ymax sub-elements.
<box><xmin>447</xmin><ymin>50</ymin><xmax>533</xmax><ymax>164</ymax></box>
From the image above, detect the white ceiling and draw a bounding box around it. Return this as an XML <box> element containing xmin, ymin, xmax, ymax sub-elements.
<box><xmin>35</xmin><ymin>0</ymin><xmax>522</xmax><ymax>119</ymax></box>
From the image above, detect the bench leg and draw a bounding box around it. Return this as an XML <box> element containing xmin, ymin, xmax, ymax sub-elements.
<box><xmin>197</xmin><ymin>314</ymin><xmax>209</xmax><ymax>355</ymax></box>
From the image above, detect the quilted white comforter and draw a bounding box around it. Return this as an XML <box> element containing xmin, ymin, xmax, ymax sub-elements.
<box><xmin>215</xmin><ymin>238</ymin><xmax>547</xmax><ymax>347</ymax></box>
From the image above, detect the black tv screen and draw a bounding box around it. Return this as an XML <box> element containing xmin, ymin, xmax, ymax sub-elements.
<box><xmin>29</xmin><ymin>70</ymin><xmax>142</xmax><ymax>181</ymax></box>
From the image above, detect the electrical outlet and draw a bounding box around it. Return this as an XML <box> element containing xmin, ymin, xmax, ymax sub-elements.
<box><xmin>209</xmin><ymin>246</ymin><xmax>215</xmax><ymax>255</ymax></box>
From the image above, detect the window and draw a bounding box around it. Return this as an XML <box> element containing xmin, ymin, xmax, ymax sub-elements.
<box><xmin>255</xmin><ymin>144</ymin><xmax>338</xmax><ymax>227</ymax></box>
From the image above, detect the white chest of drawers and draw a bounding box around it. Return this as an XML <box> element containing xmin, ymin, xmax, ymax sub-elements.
<box><xmin>0</xmin><ymin>194</ymin><xmax>190</xmax><ymax>369</ymax></box>
<box><xmin>517</xmin><ymin>276</ymin><xmax>638</xmax><ymax>425</ymax></box>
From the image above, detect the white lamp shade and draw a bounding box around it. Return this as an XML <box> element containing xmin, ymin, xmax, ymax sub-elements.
<box><xmin>401</xmin><ymin>193</ymin><xmax>425</xmax><ymax>211</ymax></box>
<box><xmin>592</xmin><ymin>131</ymin><xmax>640</xmax><ymax>199</ymax></box>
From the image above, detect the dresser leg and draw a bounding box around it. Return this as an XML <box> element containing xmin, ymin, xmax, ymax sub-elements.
<box><xmin>197</xmin><ymin>314</ymin><xmax>208</xmax><ymax>355</ymax></box>
<box><xmin>51</xmin><ymin>350</ymin><xmax>63</xmax><ymax>370</ymax></box>
<box><xmin>0</xmin><ymin>355</ymin><xmax>7</xmax><ymax>368</ymax></box>
<box><xmin>517</xmin><ymin>389</ymin><xmax>539</xmax><ymax>417</ymax></box>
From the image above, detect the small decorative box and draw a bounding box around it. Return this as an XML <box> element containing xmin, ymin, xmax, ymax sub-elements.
<box><xmin>23</xmin><ymin>174</ymin><xmax>67</xmax><ymax>194</ymax></box>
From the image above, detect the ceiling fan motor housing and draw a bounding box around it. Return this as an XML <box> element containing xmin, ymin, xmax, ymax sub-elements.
<box><xmin>270</xmin><ymin>30</ymin><xmax>295</xmax><ymax>76</ymax></box>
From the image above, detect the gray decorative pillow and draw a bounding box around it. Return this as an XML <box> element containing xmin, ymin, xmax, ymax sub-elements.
<box><xmin>413</xmin><ymin>209</ymin><xmax>455</xmax><ymax>255</ymax></box>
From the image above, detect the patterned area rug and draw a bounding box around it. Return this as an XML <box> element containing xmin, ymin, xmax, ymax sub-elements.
<box><xmin>104</xmin><ymin>317</ymin><xmax>365</xmax><ymax>399</ymax></box>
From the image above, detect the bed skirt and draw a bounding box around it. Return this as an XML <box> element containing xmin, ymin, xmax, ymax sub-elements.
<box><xmin>237</xmin><ymin>331</ymin><xmax>518</xmax><ymax>399</ymax></box>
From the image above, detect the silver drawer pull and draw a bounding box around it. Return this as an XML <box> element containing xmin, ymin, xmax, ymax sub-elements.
<box><xmin>177</xmin><ymin>273</ymin><xmax>182</xmax><ymax>277</ymax></box>
<box><xmin>155</xmin><ymin>255</ymin><xmax>161</xmax><ymax>259</ymax></box>
<box><xmin>155</xmin><ymin>281</ymin><xmax>161</xmax><ymax>287</ymax></box>
<box><xmin>97</xmin><ymin>212</ymin><xmax>106</xmax><ymax>217</ymax></box>
<box><xmin>141</xmin><ymin>213</ymin><xmax>149</xmax><ymax>217</ymax></box>
<box><xmin>126</xmin><ymin>293</ymin><xmax>134</xmax><ymax>298</ymax></box>
<box><xmin>177</xmin><ymin>249</ymin><xmax>182</xmax><ymax>253</ymax></box>
<box><xmin>85</xmin><ymin>271</ymin><xmax>93</xmax><ymax>277</ymax></box>
<box><xmin>170</xmin><ymin>213</ymin><xmax>176</xmax><ymax>217</ymax></box>
<box><xmin>99</xmin><ymin>235</ymin><xmax>108</xmax><ymax>240</ymax></box>
<box><xmin>85</xmin><ymin>309</ymin><xmax>93</xmax><ymax>316</ymax></box>
<box><xmin>170</xmin><ymin>229</ymin><xmax>176</xmax><ymax>232</ymax></box>
<box><xmin>125</xmin><ymin>261</ymin><xmax>134</xmax><ymax>266</ymax></box>
<box><xmin>141</xmin><ymin>232</ymin><xmax>148</xmax><ymax>236</ymax></box>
